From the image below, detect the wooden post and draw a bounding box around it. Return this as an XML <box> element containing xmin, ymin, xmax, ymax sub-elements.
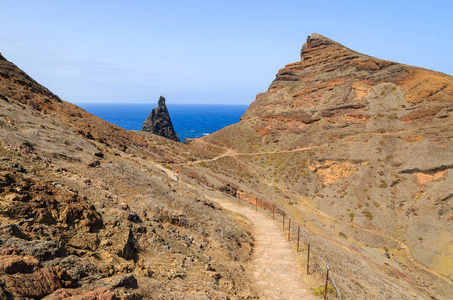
<box><xmin>283</xmin><ymin>212</ymin><xmax>285</xmax><ymax>230</ymax></box>
<box><xmin>288</xmin><ymin>218</ymin><xmax>291</xmax><ymax>240</ymax></box>
<box><xmin>255</xmin><ymin>198</ymin><xmax>258</xmax><ymax>211</ymax></box>
<box><xmin>272</xmin><ymin>205</ymin><xmax>275</xmax><ymax>220</ymax></box>
<box><xmin>297</xmin><ymin>225</ymin><xmax>300</xmax><ymax>252</ymax></box>
<box><xmin>307</xmin><ymin>243</ymin><xmax>310</xmax><ymax>274</ymax></box>
<box><xmin>324</xmin><ymin>267</ymin><xmax>330</xmax><ymax>300</ymax></box>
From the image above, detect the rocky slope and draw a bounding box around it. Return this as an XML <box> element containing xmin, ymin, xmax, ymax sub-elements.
<box><xmin>2</xmin><ymin>33</ymin><xmax>453</xmax><ymax>299</ymax></box>
<box><xmin>188</xmin><ymin>34</ymin><xmax>453</xmax><ymax>298</ymax></box>
<box><xmin>0</xmin><ymin>53</ymin><xmax>257</xmax><ymax>299</ymax></box>
<box><xmin>142</xmin><ymin>96</ymin><xmax>179</xmax><ymax>142</ymax></box>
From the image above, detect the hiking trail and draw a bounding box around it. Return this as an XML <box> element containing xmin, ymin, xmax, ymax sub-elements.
<box><xmin>205</xmin><ymin>195</ymin><xmax>317</xmax><ymax>299</ymax></box>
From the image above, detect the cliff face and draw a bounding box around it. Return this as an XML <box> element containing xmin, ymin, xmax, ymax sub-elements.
<box><xmin>142</xmin><ymin>96</ymin><xmax>179</xmax><ymax>142</ymax></box>
<box><xmin>194</xmin><ymin>34</ymin><xmax>453</xmax><ymax>297</ymax></box>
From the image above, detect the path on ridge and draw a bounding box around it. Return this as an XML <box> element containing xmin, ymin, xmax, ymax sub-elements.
<box><xmin>205</xmin><ymin>195</ymin><xmax>316</xmax><ymax>300</ymax></box>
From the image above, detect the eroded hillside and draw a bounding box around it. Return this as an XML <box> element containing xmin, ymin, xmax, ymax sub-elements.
<box><xmin>0</xmin><ymin>53</ymin><xmax>258</xmax><ymax>299</ymax></box>
<box><xmin>186</xmin><ymin>34</ymin><xmax>453</xmax><ymax>299</ymax></box>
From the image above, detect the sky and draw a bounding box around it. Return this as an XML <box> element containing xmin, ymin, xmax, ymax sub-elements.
<box><xmin>0</xmin><ymin>0</ymin><xmax>452</xmax><ymax>105</ymax></box>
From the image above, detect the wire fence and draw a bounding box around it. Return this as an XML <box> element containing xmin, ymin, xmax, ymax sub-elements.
<box><xmin>235</xmin><ymin>190</ymin><xmax>344</xmax><ymax>300</ymax></box>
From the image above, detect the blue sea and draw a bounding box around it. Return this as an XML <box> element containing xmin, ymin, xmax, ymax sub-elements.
<box><xmin>77</xmin><ymin>103</ymin><xmax>249</xmax><ymax>142</ymax></box>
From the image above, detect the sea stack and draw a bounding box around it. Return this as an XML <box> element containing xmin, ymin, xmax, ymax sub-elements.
<box><xmin>142</xmin><ymin>96</ymin><xmax>179</xmax><ymax>142</ymax></box>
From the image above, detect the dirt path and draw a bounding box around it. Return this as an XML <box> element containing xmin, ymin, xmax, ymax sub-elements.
<box><xmin>150</xmin><ymin>163</ymin><xmax>316</xmax><ymax>297</ymax></box>
<box><xmin>193</xmin><ymin>126</ymin><xmax>433</xmax><ymax>160</ymax></box>
<box><xmin>206</xmin><ymin>195</ymin><xmax>317</xmax><ymax>299</ymax></box>
<box><xmin>154</xmin><ymin>163</ymin><xmax>177</xmax><ymax>180</ymax></box>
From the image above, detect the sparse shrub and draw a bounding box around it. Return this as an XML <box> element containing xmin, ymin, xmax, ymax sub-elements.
<box><xmin>362</xmin><ymin>211</ymin><xmax>373</xmax><ymax>220</ymax></box>
<box><xmin>373</xmin><ymin>201</ymin><xmax>380</xmax><ymax>207</ymax></box>
<box><xmin>379</xmin><ymin>180</ymin><xmax>388</xmax><ymax>188</ymax></box>
<box><xmin>349</xmin><ymin>213</ymin><xmax>355</xmax><ymax>222</ymax></box>
<box><xmin>313</xmin><ymin>286</ymin><xmax>336</xmax><ymax>296</ymax></box>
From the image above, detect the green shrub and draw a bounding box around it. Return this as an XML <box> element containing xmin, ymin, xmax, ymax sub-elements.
<box><xmin>312</xmin><ymin>286</ymin><xmax>336</xmax><ymax>296</ymax></box>
<box><xmin>379</xmin><ymin>180</ymin><xmax>388</xmax><ymax>188</ymax></box>
<box><xmin>362</xmin><ymin>211</ymin><xmax>373</xmax><ymax>220</ymax></box>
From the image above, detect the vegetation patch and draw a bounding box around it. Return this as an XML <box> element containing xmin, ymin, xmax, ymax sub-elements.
<box><xmin>312</xmin><ymin>285</ymin><xmax>336</xmax><ymax>296</ymax></box>
<box><xmin>362</xmin><ymin>211</ymin><xmax>373</xmax><ymax>220</ymax></box>
<box><xmin>379</xmin><ymin>180</ymin><xmax>388</xmax><ymax>188</ymax></box>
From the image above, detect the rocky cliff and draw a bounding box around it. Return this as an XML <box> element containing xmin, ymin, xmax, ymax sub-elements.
<box><xmin>188</xmin><ymin>33</ymin><xmax>453</xmax><ymax>298</ymax></box>
<box><xmin>142</xmin><ymin>96</ymin><xmax>179</xmax><ymax>142</ymax></box>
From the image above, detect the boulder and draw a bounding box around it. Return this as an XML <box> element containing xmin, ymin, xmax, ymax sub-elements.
<box><xmin>1</xmin><ymin>267</ymin><xmax>73</xmax><ymax>299</ymax></box>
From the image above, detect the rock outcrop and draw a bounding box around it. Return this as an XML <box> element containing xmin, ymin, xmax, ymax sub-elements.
<box><xmin>142</xmin><ymin>96</ymin><xmax>179</xmax><ymax>142</ymax></box>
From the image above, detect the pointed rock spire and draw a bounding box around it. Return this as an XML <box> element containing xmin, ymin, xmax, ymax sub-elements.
<box><xmin>142</xmin><ymin>96</ymin><xmax>179</xmax><ymax>142</ymax></box>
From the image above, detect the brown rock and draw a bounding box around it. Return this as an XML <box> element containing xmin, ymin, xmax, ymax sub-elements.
<box><xmin>0</xmin><ymin>254</ymin><xmax>40</xmax><ymax>274</ymax></box>
<box><xmin>43</xmin><ymin>287</ymin><xmax>119</xmax><ymax>300</ymax></box>
<box><xmin>2</xmin><ymin>267</ymin><xmax>73</xmax><ymax>299</ymax></box>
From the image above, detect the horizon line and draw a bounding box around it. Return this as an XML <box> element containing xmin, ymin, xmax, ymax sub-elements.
<box><xmin>73</xmin><ymin>102</ymin><xmax>251</xmax><ymax>106</ymax></box>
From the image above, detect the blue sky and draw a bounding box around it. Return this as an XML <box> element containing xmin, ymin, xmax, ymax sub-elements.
<box><xmin>1</xmin><ymin>0</ymin><xmax>452</xmax><ymax>104</ymax></box>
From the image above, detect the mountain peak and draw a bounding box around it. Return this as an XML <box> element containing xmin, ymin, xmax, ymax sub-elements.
<box><xmin>201</xmin><ymin>34</ymin><xmax>453</xmax><ymax>298</ymax></box>
<box><xmin>300</xmin><ymin>33</ymin><xmax>359</xmax><ymax>61</ymax></box>
<box><xmin>307</xmin><ymin>33</ymin><xmax>340</xmax><ymax>47</ymax></box>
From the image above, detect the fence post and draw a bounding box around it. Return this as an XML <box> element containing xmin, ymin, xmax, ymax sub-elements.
<box><xmin>272</xmin><ymin>205</ymin><xmax>275</xmax><ymax>220</ymax></box>
<box><xmin>307</xmin><ymin>243</ymin><xmax>310</xmax><ymax>274</ymax></box>
<box><xmin>255</xmin><ymin>198</ymin><xmax>257</xmax><ymax>211</ymax></box>
<box><xmin>324</xmin><ymin>267</ymin><xmax>330</xmax><ymax>300</ymax></box>
<box><xmin>297</xmin><ymin>225</ymin><xmax>300</xmax><ymax>252</ymax></box>
<box><xmin>283</xmin><ymin>212</ymin><xmax>285</xmax><ymax>230</ymax></box>
<box><xmin>288</xmin><ymin>218</ymin><xmax>291</xmax><ymax>240</ymax></box>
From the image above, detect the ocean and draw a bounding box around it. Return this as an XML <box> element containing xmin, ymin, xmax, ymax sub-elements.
<box><xmin>77</xmin><ymin>103</ymin><xmax>249</xmax><ymax>142</ymax></box>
